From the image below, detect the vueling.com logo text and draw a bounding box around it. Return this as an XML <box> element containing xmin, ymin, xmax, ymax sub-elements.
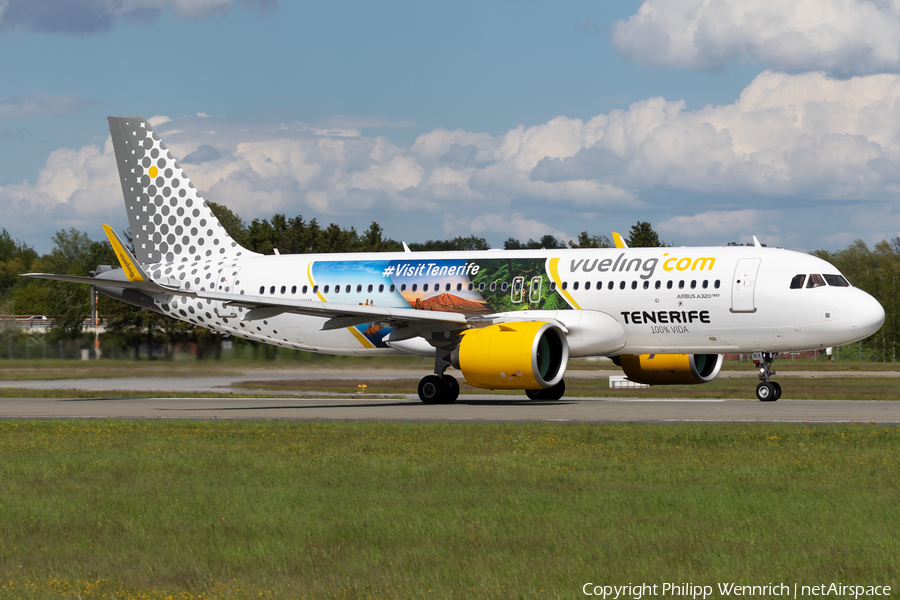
<box><xmin>570</xmin><ymin>253</ymin><xmax>715</xmax><ymax>280</ymax></box>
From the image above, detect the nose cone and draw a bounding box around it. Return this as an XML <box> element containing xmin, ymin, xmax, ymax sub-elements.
<box><xmin>851</xmin><ymin>290</ymin><xmax>885</xmax><ymax>339</ymax></box>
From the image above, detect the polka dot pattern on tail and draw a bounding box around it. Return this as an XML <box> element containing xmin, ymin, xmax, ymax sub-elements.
<box><xmin>108</xmin><ymin>116</ymin><xmax>254</xmax><ymax>266</ymax></box>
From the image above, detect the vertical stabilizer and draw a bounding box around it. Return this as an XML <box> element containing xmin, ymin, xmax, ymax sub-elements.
<box><xmin>107</xmin><ymin>116</ymin><xmax>253</xmax><ymax>266</ymax></box>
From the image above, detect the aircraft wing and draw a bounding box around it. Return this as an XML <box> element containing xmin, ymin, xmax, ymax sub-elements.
<box><xmin>21</xmin><ymin>272</ymin><xmax>468</xmax><ymax>330</ymax></box>
<box><xmin>192</xmin><ymin>289</ymin><xmax>468</xmax><ymax>330</ymax></box>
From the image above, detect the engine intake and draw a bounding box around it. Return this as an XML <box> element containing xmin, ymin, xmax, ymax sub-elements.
<box><xmin>451</xmin><ymin>321</ymin><xmax>568</xmax><ymax>390</ymax></box>
<box><xmin>615</xmin><ymin>353</ymin><xmax>723</xmax><ymax>385</ymax></box>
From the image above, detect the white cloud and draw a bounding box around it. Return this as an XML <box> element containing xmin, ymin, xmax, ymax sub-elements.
<box><xmin>7</xmin><ymin>70</ymin><xmax>900</xmax><ymax>252</ymax></box>
<box><xmin>613</xmin><ymin>0</ymin><xmax>900</xmax><ymax>76</ymax></box>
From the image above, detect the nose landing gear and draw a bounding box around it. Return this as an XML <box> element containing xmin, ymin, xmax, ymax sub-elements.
<box><xmin>753</xmin><ymin>352</ymin><xmax>781</xmax><ymax>401</ymax></box>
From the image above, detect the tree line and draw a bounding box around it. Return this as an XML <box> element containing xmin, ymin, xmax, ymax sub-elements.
<box><xmin>0</xmin><ymin>211</ymin><xmax>896</xmax><ymax>362</ymax></box>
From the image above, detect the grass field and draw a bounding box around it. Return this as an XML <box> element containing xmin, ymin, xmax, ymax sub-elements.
<box><xmin>0</xmin><ymin>420</ymin><xmax>898</xmax><ymax>599</ymax></box>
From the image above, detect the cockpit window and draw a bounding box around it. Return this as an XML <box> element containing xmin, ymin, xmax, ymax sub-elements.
<box><xmin>806</xmin><ymin>274</ymin><xmax>826</xmax><ymax>288</ymax></box>
<box><xmin>790</xmin><ymin>274</ymin><xmax>806</xmax><ymax>289</ymax></box>
<box><xmin>824</xmin><ymin>274</ymin><xmax>850</xmax><ymax>287</ymax></box>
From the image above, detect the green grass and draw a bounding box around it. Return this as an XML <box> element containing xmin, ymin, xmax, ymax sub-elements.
<box><xmin>0</xmin><ymin>420</ymin><xmax>898</xmax><ymax>599</ymax></box>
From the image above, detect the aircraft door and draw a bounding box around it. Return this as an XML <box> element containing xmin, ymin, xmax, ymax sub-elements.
<box><xmin>511</xmin><ymin>276</ymin><xmax>525</xmax><ymax>303</ymax></box>
<box><xmin>215</xmin><ymin>266</ymin><xmax>241</xmax><ymax>318</ymax></box>
<box><xmin>529</xmin><ymin>276</ymin><xmax>542</xmax><ymax>303</ymax></box>
<box><xmin>731</xmin><ymin>258</ymin><xmax>760</xmax><ymax>313</ymax></box>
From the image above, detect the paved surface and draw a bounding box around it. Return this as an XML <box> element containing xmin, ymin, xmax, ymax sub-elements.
<box><xmin>1</xmin><ymin>396</ymin><xmax>899</xmax><ymax>423</ymax></box>
<box><xmin>3</xmin><ymin>368</ymin><xmax>898</xmax><ymax>395</ymax></box>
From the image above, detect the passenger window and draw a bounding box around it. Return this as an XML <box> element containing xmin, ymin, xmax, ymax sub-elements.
<box><xmin>501</xmin><ymin>282</ymin><xmax>509</xmax><ymax>292</ymax></box>
<box><xmin>368</xmin><ymin>284</ymin><xmax>374</xmax><ymax>293</ymax></box>
<box><xmin>690</xmin><ymin>280</ymin><xmax>696</xmax><ymax>289</ymax></box>
<box><xmin>667</xmin><ymin>281</ymin><xmax>673</xmax><ymax>289</ymax></box>
<box><xmin>281</xmin><ymin>286</ymin><xmax>286</xmax><ymax>294</ymax></box>
<box><xmin>334</xmin><ymin>285</ymin><xmax>340</xmax><ymax>294</ymax></box>
<box><xmin>389</xmin><ymin>284</ymin><xmax>395</xmax><ymax>292</ymax></box>
<box><xmin>655</xmin><ymin>281</ymin><xmax>661</xmax><ymax>289</ymax></box>
<box><xmin>423</xmin><ymin>284</ymin><xmax>429</xmax><ymax>292</ymax></box>
<box><xmin>456</xmin><ymin>283</ymin><xmax>462</xmax><ymax>291</ymax></box>
<box><xmin>597</xmin><ymin>281</ymin><xmax>603</xmax><ymax>289</ymax></box>
<box><xmin>479</xmin><ymin>282</ymin><xmax>485</xmax><ymax>292</ymax></box>
<box><xmin>619</xmin><ymin>281</ymin><xmax>625</xmax><ymax>290</ymax></box>
<box><xmin>714</xmin><ymin>280</ymin><xmax>721</xmax><ymax>289</ymax></box>
<box><xmin>490</xmin><ymin>282</ymin><xmax>497</xmax><ymax>292</ymax></box>
<box><xmin>378</xmin><ymin>284</ymin><xmax>384</xmax><ymax>293</ymax></box>
<box><xmin>585</xmin><ymin>281</ymin><xmax>591</xmax><ymax>290</ymax></box>
<box><xmin>346</xmin><ymin>285</ymin><xmax>351</xmax><ymax>293</ymax></box>
<box><xmin>259</xmin><ymin>286</ymin><xmax>264</xmax><ymax>294</ymax></box>
<box><xmin>412</xmin><ymin>284</ymin><xmax>418</xmax><ymax>292</ymax></box>
<box><xmin>572</xmin><ymin>281</ymin><xmax>579</xmax><ymax>291</ymax></box>
<box><xmin>824</xmin><ymin>274</ymin><xmax>850</xmax><ymax>287</ymax></box>
<box><xmin>790</xmin><ymin>274</ymin><xmax>806</xmax><ymax>289</ymax></box>
<box><xmin>643</xmin><ymin>281</ymin><xmax>649</xmax><ymax>289</ymax></box>
<box><xmin>468</xmin><ymin>283</ymin><xmax>474</xmax><ymax>291</ymax></box>
<box><xmin>291</xmin><ymin>285</ymin><xmax>297</xmax><ymax>294</ymax></box>
<box><xmin>561</xmin><ymin>282</ymin><xmax>567</xmax><ymax>291</ymax></box>
<box><xmin>270</xmin><ymin>286</ymin><xmax>275</xmax><ymax>294</ymax></box>
<box><xmin>302</xmin><ymin>285</ymin><xmax>308</xmax><ymax>294</ymax></box>
<box><xmin>678</xmin><ymin>280</ymin><xmax>685</xmax><ymax>289</ymax></box>
<box><xmin>401</xmin><ymin>284</ymin><xmax>407</xmax><ymax>292</ymax></box>
<box><xmin>702</xmin><ymin>280</ymin><xmax>708</xmax><ymax>289</ymax></box>
<box><xmin>312</xmin><ymin>285</ymin><xmax>318</xmax><ymax>294</ymax></box>
<box><xmin>446</xmin><ymin>283</ymin><xmax>452</xmax><ymax>292</ymax></box>
<box><xmin>631</xmin><ymin>281</ymin><xmax>637</xmax><ymax>290</ymax></box>
<box><xmin>549</xmin><ymin>282</ymin><xmax>556</xmax><ymax>291</ymax></box>
<box><xmin>608</xmin><ymin>281</ymin><xmax>614</xmax><ymax>290</ymax></box>
<box><xmin>807</xmin><ymin>274</ymin><xmax>826</xmax><ymax>288</ymax></box>
<box><xmin>324</xmin><ymin>285</ymin><xmax>330</xmax><ymax>293</ymax></box>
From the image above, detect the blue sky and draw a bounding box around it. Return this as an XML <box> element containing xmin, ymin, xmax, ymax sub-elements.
<box><xmin>2</xmin><ymin>0</ymin><xmax>899</xmax><ymax>253</ymax></box>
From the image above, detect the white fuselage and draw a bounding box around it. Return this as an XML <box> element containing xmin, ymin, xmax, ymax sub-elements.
<box><xmin>109</xmin><ymin>245</ymin><xmax>884</xmax><ymax>358</ymax></box>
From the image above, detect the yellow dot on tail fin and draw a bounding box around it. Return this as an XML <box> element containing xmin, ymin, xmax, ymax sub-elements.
<box><xmin>148</xmin><ymin>166</ymin><xmax>158</xmax><ymax>178</ymax></box>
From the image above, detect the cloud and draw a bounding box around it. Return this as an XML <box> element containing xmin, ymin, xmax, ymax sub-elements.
<box><xmin>182</xmin><ymin>144</ymin><xmax>222</xmax><ymax>164</ymax></box>
<box><xmin>0</xmin><ymin>91</ymin><xmax>92</xmax><ymax>122</ymax></box>
<box><xmin>613</xmin><ymin>0</ymin><xmax>900</xmax><ymax>76</ymax></box>
<box><xmin>0</xmin><ymin>0</ymin><xmax>275</xmax><ymax>35</ymax></box>
<box><xmin>8</xmin><ymin>70</ymin><xmax>900</xmax><ymax>251</ymax></box>
<box><xmin>314</xmin><ymin>116</ymin><xmax>416</xmax><ymax>130</ymax></box>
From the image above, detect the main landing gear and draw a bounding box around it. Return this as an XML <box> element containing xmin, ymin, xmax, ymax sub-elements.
<box><xmin>754</xmin><ymin>351</ymin><xmax>782</xmax><ymax>402</ymax></box>
<box><xmin>417</xmin><ymin>374</ymin><xmax>460</xmax><ymax>404</ymax></box>
<box><xmin>417</xmin><ymin>347</ymin><xmax>460</xmax><ymax>404</ymax></box>
<box><xmin>525</xmin><ymin>380</ymin><xmax>566</xmax><ymax>401</ymax></box>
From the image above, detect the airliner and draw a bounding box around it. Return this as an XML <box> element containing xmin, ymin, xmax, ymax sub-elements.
<box><xmin>24</xmin><ymin>117</ymin><xmax>886</xmax><ymax>403</ymax></box>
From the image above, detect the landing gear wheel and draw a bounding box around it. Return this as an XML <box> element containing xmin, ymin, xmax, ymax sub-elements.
<box><xmin>525</xmin><ymin>379</ymin><xmax>566</xmax><ymax>401</ymax></box>
<box><xmin>771</xmin><ymin>381</ymin><xmax>782</xmax><ymax>401</ymax></box>
<box><xmin>442</xmin><ymin>375</ymin><xmax>460</xmax><ymax>403</ymax></box>
<box><xmin>525</xmin><ymin>389</ymin><xmax>542</xmax><ymax>400</ymax></box>
<box><xmin>756</xmin><ymin>382</ymin><xmax>776</xmax><ymax>402</ymax></box>
<box><xmin>418</xmin><ymin>375</ymin><xmax>446</xmax><ymax>404</ymax></box>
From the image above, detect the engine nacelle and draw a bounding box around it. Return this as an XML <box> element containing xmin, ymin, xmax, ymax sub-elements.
<box><xmin>616</xmin><ymin>353</ymin><xmax>724</xmax><ymax>385</ymax></box>
<box><xmin>451</xmin><ymin>321</ymin><xmax>568</xmax><ymax>390</ymax></box>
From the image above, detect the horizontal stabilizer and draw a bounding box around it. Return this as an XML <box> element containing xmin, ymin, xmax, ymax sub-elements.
<box><xmin>102</xmin><ymin>224</ymin><xmax>148</xmax><ymax>282</ymax></box>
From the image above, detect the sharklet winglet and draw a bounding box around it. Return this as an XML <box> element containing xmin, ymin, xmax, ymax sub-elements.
<box><xmin>102</xmin><ymin>224</ymin><xmax>148</xmax><ymax>282</ymax></box>
<box><xmin>612</xmin><ymin>232</ymin><xmax>628</xmax><ymax>249</ymax></box>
